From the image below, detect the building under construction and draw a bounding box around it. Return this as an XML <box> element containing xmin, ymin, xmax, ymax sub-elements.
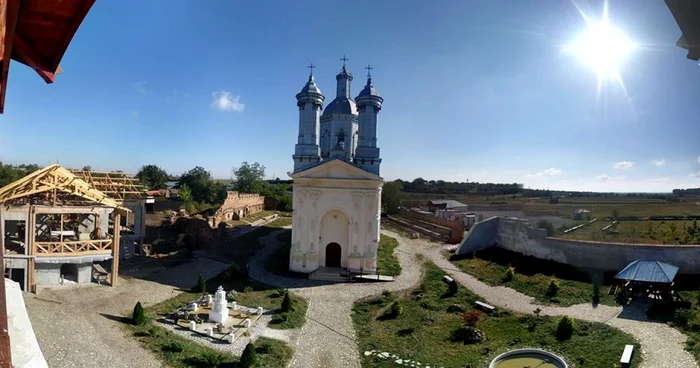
<box><xmin>0</xmin><ymin>164</ymin><xmax>148</xmax><ymax>292</ymax></box>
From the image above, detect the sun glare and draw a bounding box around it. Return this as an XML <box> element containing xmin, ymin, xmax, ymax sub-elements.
<box><xmin>569</xmin><ymin>19</ymin><xmax>634</xmax><ymax>79</ymax></box>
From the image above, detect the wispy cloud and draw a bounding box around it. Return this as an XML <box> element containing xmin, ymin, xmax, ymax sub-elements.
<box><xmin>526</xmin><ymin>168</ymin><xmax>562</xmax><ymax>178</ymax></box>
<box><xmin>595</xmin><ymin>174</ymin><xmax>609</xmax><ymax>181</ymax></box>
<box><xmin>690</xmin><ymin>171</ymin><xmax>700</xmax><ymax>178</ymax></box>
<box><xmin>211</xmin><ymin>91</ymin><xmax>245</xmax><ymax>112</ymax></box>
<box><xmin>650</xmin><ymin>159</ymin><xmax>665</xmax><ymax>167</ymax></box>
<box><xmin>133</xmin><ymin>81</ymin><xmax>151</xmax><ymax>95</ymax></box>
<box><xmin>613</xmin><ymin>161</ymin><xmax>634</xmax><ymax>170</ymax></box>
<box><xmin>654</xmin><ymin>177</ymin><xmax>668</xmax><ymax>182</ymax></box>
<box><xmin>595</xmin><ymin>174</ymin><xmax>627</xmax><ymax>181</ymax></box>
<box><xmin>131</xmin><ymin>110</ymin><xmax>139</xmax><ymax>119</ymax></box>
<box><xmin>167</xmin><ymin>89</ymin><xmax>190</xmax><ymax>103</ymax></box>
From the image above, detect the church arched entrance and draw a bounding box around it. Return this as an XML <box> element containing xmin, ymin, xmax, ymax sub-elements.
<box><xmin>325</xmin><ymin>242</ymin><xmax>342</xmax><ymax>267</ymax></box>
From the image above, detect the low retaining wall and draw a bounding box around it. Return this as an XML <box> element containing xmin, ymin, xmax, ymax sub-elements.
<box><xmin>456</xmin><ymin>217</ymin><xmax>700</xmax><ymax>274</ymax></box>
<box><xmin>398</xmin><ymin>209</ymin><xmax>464</xmax><ymax>243</ymax></box>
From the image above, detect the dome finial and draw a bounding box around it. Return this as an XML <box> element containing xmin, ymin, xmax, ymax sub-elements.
<box><xmin>340</xmin><ymin>55</ymin><xmax>349</xmax><ymax>67</ymax></box>
<box><xmin>365</xmin><ymin>64</ymin><xmax>373</xmax><ymax>78</ymax></box>
<box><xmin>307</xmin><ymin>63</ymin><xmax>315</xmax><ymax>81</ymax></box>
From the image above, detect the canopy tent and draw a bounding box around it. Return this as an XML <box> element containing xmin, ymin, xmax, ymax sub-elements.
<box><xmin>615</xmin><ymin>260</ymin><xmax>679</xmax><ymax>284</ymax></box>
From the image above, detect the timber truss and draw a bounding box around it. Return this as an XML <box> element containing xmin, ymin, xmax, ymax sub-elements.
<box><xmin>0</xmin><ymin>164</ymin><xmax>126</xmax><ymax>210</ymax></box>
<box><xmin>71</xmin><ymin>169</ymin><xmax>146</xmax><ymax>201</ymax></box>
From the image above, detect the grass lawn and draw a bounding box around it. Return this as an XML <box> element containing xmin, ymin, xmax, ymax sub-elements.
<box><xmin>353</xmin><ymin>262</ymin><xmax>641</xmax><ymax>368</ymax></box>
<box><xmin>377</xmin><ymin>235</ymin><xmax>402</xmax><ymax>276</ymax></box>
<box><xmin>245</xmin><ymin>210</ymin><xmax>290</xmax><ymax>223</ymax></box>
<box><xmin>449</xmin><ymin>247</ymin><xmax>617</xmax><ymax>307</ymax></box>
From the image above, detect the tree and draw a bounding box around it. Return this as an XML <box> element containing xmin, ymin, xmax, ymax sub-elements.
<box><xmin>536</xmin><ymin>220</ymin><xmax>555</xmax><ymax>236</ymax></box>
<box><xmin>239</xmin><ymin>343</ymin><xmax>257</xmax><ymax>368</ymax></box>
<box><xmin>381</xmin><ymin>180</ymin><xmax>403</xmax><ymax>214</ymax></box>
<box><xmin>179</xmin><ymin>184</ymin><xmax>192</xmax><ymax>203</ymax></box>
<box><xmin>196</xmin><ymin>274</ymin><xmax>207</xmax><ymax>294</ymax></box>
<box><xmin>233</xmin><ymin>161</ymin><xmax>266</xmax><ymax>194</ymax></box>
<box><xmin>136</xmin><ymin>164</ymin><xmax>169</xmax><ymax>190</ymax></box>
<box><xmin>179</xmin><ymin>166</ymin><xmax>214</xmax><ymax>203</ymax></box>
<box><xmin>132</xmin><ymin>301</ymin><xmax>147</xmax><ymax>325</ymax></box>
<box><xmin>81</xmin><ymin>165</ymin><xmax>92</xmax><ymax>171</ymax></box>
<box><xmin>281</xmin><ymin>292</ymin><xmax>292</xmax><ymax>312</ymax></box>
<box><xmin>0</xmin><ymin>162</ymin><xmax>40</xmax><ymax>188</ymax></box>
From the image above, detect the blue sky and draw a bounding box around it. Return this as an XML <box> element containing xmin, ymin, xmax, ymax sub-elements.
<box><xmin>1</xmin><ymin>0</ymin><xmax>699</xmax><ymax>192</ymax></box>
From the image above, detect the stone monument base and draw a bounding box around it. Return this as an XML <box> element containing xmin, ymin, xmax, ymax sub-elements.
<box><xmin>209</xmin><ymin>308</ymin><xmax>229</xmax><ymax>324</ymax></box>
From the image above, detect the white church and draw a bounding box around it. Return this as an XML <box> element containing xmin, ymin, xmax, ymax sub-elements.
<box><xmin>288</xmin><ymin>59</ymin><xmax>384</xmax><ymax>275</ymax></box>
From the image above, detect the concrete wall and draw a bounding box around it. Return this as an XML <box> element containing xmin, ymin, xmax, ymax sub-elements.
<box><xmin>456</xmin><ymin>216</ymin><xmax>700</xmax><ymax>274</ymax></box>
<box><xmin>456</xmin><ymin>216</ymin><xmax>500</xmax><ymax>254</ymax></box>
<box><xmin>399</xmin><ymin>208</ymin><xmax>465</xmax><ymax>243</ymax></box>
<box><xmin>35</xmin><ymin>261</ymin><xmax>94</xmax><ymax>285</ymax></box>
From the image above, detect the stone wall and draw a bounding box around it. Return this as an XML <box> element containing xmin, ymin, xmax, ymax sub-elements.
<box><xmin>457</xmin><ymin>217</ymin><xmax>700</xmax><ymax>274</ymax></box>
<box><xmin>213</xmin><ymin>191</ymin><xmax>265</xmax><ymax>226</ymax></box>
<box><xmin>398</xmin><ymin>209</ymin><xmax>465</xmax><ymax>243</ymax></box>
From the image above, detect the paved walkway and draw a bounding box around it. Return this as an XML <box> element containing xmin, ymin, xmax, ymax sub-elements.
<box><xmin>407</xmin><ymin>231</ymin><xmax>698</xmax><ymax>368</ymax></box>
<box><xmin>248</xmin><ymin>229</ymin><xmax>425</xmax><ymax>368</ymax></box>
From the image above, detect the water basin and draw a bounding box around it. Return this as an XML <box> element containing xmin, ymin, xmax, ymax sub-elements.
<box><xmin>490</xmin><ymin>348</ymin><xmax>567</xmax><ymax>368</ymax></box>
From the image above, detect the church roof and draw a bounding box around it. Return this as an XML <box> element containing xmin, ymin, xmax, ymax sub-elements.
<box><xmin>323</xmin><ymin>97</ymin><xmax>357</xmax><ymax>115</ymax></box>
<box><xmin>289</xmin><ymin>157</ymin><xmax>381</xmax><ymax>181</ymax></box>
<box><xmin>357</xmin><ymin>77</ymin><xmax>380</xmax><ymax>98</ymax></box>
<box><xmin>298</xmin><ymin>75</ymin><xmax>322</xmax><ymax>96</ymax></box>
<box><xmin>336</xmin><ymin>65</ymin><xmax>353</xmax><ymax>80</ymax></box>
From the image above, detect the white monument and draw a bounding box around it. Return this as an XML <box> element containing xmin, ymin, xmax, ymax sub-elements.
<box><xmin>208</xmin><ymin>286</ymin><xmax>229</xmax><ymax>324</ymax></box>
<box><xmin>290</xmin><ymin>60</ymin><xmax>384</xmax><ymax>274</ymax></box>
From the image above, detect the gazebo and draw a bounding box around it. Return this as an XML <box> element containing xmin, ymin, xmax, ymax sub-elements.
<box><xmin>612</xmin><ymin>260</ymin><xmax>682</xmax><ymax>303</ymax></box>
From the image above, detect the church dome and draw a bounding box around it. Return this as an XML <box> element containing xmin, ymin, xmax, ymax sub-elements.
<box><xmin>298</xmin><ymin>75</ymin><xmax>322</xmax><ymax>96</ymax></box>
<box><xmin>336</xmin><ymin>65</ymin><xmax>353</xmax><ymax>80</ymax></box>
<box><xmin>323</xmin><ymin>98</ymin><xmax>357</xmax><ymax>115</ymax></box>
<box><xmin>357</xmin><ymin>78</ymin><xmax>379</xmax><ymax>98</ymax></box>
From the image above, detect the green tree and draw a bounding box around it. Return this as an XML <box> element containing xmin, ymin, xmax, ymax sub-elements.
<box><xmin>281</xmin><ymin>292</ymin><xmax>292</xmax><ymax>312</ymax></box>
<box><xmin>81</xmin><ymin>165</ymin><xmax>92</xmax><ymax>171</ymax></box>
<box><xmin>233</xmin><ymin>161</ymin><xmax>266</xmax><ymax>194</ymax></box>
<box><xmin>536</xmin><ymin>220</ymin><xmax>555</xmax><ymax>236</ymax></box>
<box><xmin>136</xmin><ymin>164</ymin><xmax>170</xmax><ymax>190</ymax></box>
<box><xmin>179</xmin><ymin>184</ymin><xmax>192</xmax><ymax>203</ymax></box>
<box><xmin>555</xmin><ymin>315</ymin><xmax>575</xmax><ymax>340</ymax></box>
<box><xmin>239</xmin><ymin>343</ymin><xmax>257</xmax><ymax>368</ymax></box>
<box><xmin>196</xmin><ymin>274</ymin><xmax>207</xmax><ymax>294</ymax></box>
<box><xmin>132</xmin><ymin>301</ymin><xmax>147</xmax><ymax>325</ymax></box>
<box><xmin>260</xmin><ymin>182</ymin><xmax>293</xmax><ymax>212</ymax></box>
<box><xmin>381</xmin><ymin>180</ymin><xmax>403</xmax><ymax>214</ymax></box>
<box><xmin>0</xmin><ymin>162</ymin><xmax>40</xmax><ymax>188</ymax></box>
<box><xmin>179</xmin><ymin>166</ymin><xmax>214</xmax><ymax>203</ymax></box>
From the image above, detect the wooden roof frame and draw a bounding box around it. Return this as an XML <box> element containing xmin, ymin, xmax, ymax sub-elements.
<box><xmin>0</xmin><ymin>164</ymin><xmax>129</xmax><ymax>211</ymax></box>
<box><xmin>71</xmin><ymin>169</ymin><xmax>147</xmax><ymax>201</ymax></box>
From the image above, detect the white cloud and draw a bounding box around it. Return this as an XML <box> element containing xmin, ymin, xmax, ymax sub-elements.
<box><xmin>613</xmin><ymin>161</ymin><xmax>634</xmax><ymax>170</ymax></box>
<box><xmin>654</xmin><ymin>177</ymin><xmax>668</xmax><ymax>182</ymax></box>
<box><xmin>131</xmin><ymin>110</ymin><xmax>139</xmax><ymax>119</ymax></box>
<box><xmin>133</xmin><ymin>81</ymin><xmax>150</xmax><ymax>94</ymax></box>
<box><xmin>650</xmin><ymin>159</ymin><xmax>665</xmax><ymax>167</ymax></box>
<box><xmin>595</xmin><ymin>174</ymin><xmax>609</xmax><ymax>181</ymax></box>
<box><xmin>697</xmin><ymin>156</ymin><xmax>700</xmax><ymax>164</ymax></box>
<box><xmin>526</xmin><ymin>168</ymin><xmax>562</xmax><ymax>178</ymax></box>
<box><xmin>691</xmin><ymin>171</ymin><xmax>700</xmax><ymax>178</ymax></box>
<box><xmin>211</xmin><ymin>91</ymin><xmax>245</xmax><ymax>112</ymax></box>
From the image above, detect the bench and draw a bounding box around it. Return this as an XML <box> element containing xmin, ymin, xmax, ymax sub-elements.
<box><xmin>620</xmin><ymin>344</ymin><xmax>634</xmax><ymax>366</ymax></box>
<box><xmin>93</xmin><ymin>263</ymin><xmax>109</xmax><ymax>285</ymax></box>
<box><xmin>475</xmin><ymin>301</ymin><xmax>495</xmax><ymax>313</ymax></box>
<box><xmin>442</xmin><ymin>275</ymin><xmax>455</xmax><ymax>285</ymax></box>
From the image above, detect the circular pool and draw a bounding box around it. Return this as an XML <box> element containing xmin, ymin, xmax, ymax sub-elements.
<box><xmin>489</xmin><ymin>348</ymin><xmax>567</xmax><ymax>368</ymax></box>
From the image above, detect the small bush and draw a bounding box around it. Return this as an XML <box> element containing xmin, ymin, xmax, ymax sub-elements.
<box><xmin>226</xmin><ymin>290</ymin><xmax>238</xmax><ymax>302</ymax></box>
<box><xmin>546</xmin><ymin>278</ymin><xmax>561</xmax><ymax>297</ymax></box>
<box><xmin>420</xmin><ymin>300</ymin><xmax>440</xmax><ymax>311</ymax></box>
<box><xmin>537</xmin><ymin>220</ymin><xmax>555</xmax><ymax>236</ymax></box>
<box><xmin>281</xmin><ymin>292</ymin><xmax>292</xmax><ymax>312</ymax></box>
<box><xmin>382</xmin><ymin>290</ymin><xmax>392</xmax><ymax>298</ymax></box>
<box><xmin>132</xmin><ymin>301</ymin><xmax>147</xmax><ymax>326</ymax></box>
<box><xmin>503</xmin><ymin>266</ymin><xmax>515</xmax><ymax>282</ymax></box>
<box><xmin>277</xmin><ymin>288</ymin><xmax>288</xmax><ymax>297</ymax></box>
<box><xmin>462</xmin><ymin>310</ymin><xmax>482</xmax><ymax>328</ymax></box>
<box><xmin>451</xmin><ymin>326</ymin><xmax>485</xmax><ymax>344</ymax></box>
<box><xmin>239</xmin><ymin>343</ymin><xmax>257</xmax><ymax>368</ymax></box>
<box><xmin>448</xmin><ymin>281</ymin><xmax>458</xmax><ymax>295</ymax></box>
<box><xmin>163</xmin><ymin>341</ymin><xmax>186</xmax><ymax>353</ymax></box>
<box><xmin>244</xmin><ymin>286</ymin><xmax>254</xmax><ymax>293</ymax></box>
<box><xmin>533</xmin><ymin>307</ymin><xmax>542</xmax><ymax>317</ymax></box>
<box><xmin>199</xmin><ymin>351</ymin><xmax>225</xmax><ymax>367</ymax></box>
<box><xmin>196</xmin><ymin>274</ymin><xmax>206</xmax><ymax>294</ymax></box>
<box><xmin>556</xmin><ymin>315</ymin><xmax>575</xmax><ymax>340</ymax></box>
<box><xmin>390</xmin><ymin>301</ymin><xmax>403</xmax><ymax>318</ymax></box>
<box><xmin>256</xmin><ymin>341</ymin><xmax>274</xmax><ymax>354</ymax></box>
<box><xmin>447</xmin><ymin>304</ymin><xmax>466</xmax><ymax>314</ymax></box>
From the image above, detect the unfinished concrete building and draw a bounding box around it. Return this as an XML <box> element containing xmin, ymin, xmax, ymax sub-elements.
<box><xmin>0</xmin><ymin>165</ymin><xmax>130</xmax><ymax>292</ymax></box>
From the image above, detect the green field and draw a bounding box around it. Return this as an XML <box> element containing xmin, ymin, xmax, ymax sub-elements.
<box><xmin>353</xmin><ymin>262</ymin><xmax>641</xmax><ymax>368</ymax></box>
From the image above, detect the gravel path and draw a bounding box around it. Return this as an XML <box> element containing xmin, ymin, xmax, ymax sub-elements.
<box><xmin>24</xmin><ymin>256</ymin><xmax>230</xmax><ymax>368</ymax></box>
<box><xmin>404</xmin><ymin>231</ymin><xmax>698</xmax><ymax>368</ymax></box>
<box><xmin>248</xmin><ymin>229</ymin><xmax>425</xmax><ymax>368</ymax></box>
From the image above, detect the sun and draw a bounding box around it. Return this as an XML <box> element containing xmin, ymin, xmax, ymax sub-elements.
<box><xmin>565</xmin><ymin>3</ymin><xmax>635</xmax><ymax>81</ymax></box>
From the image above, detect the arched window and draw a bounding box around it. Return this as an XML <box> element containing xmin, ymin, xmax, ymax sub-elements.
<box><xmin>337</xmin><ymin>129</ymin><xmax>345</xmax><ymax>143</ymax></box>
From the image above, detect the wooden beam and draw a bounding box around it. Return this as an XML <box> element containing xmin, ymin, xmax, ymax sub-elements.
<box><xmin>0</xmin><ymin>0</ymin><xmax>19</xmax><ymax>114</ymax></box>
<box><xmin>27</xmin><ymin>206</ymin><xmax>35</xmax><ymax>292</ymax></box>
<box><xmin>12</xmin><ymin>35</ymin><xmax>55</xmax><ymax>84</ymax></box>
<box><xmin>46</xmin><ymin>0</ymin><xmax>96</xmax><ymax>75</ymax></box>
<box><xmin>111</xmin><ymin>213</ymin><xmax>120</xmax><ymax>287</ymax></box>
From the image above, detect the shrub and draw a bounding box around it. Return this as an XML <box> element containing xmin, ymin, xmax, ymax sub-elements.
<box><xmin>503</xmin><ymin>266</ymin><xmax>515</xmax><ymax>282</ymax></box>
<box><xmin>281</xmin><ymin>292</ymin><xmax>292</xmax><ymax>312</ymax></box>
<box><xmin>382</xmin><ymin>290</ymin><xmax>393</xmax><ymax>298</ymax></box>
<box><xmin>556</xmin><ymin>315</ymin><xmax>575</xmax><ymax>340</ymax></box>
<box><xmin>132</xmin><ymin>301</ymin><xmax>147</xmax><ymax>326</ymax></box>
<box><xmin>462</xmin><ymin>310</ymin><xmax>482</xmax><ymax>328</ymax></box>
<box><xmin>448</xmin><ymin>281</ymin><xmax>458</xmax><ymax>295</ymax></box>
<box><xmin>256</xmin><ymin>341</ymin><xmax>274</xmax><ymax>354</ymax></box>
<box><xmin>226</xmin><ymin>290</ymin><xmax>238</xmax><ymax>302</ymax></box>
<box><xmin>451</xmin><ymin>326</ymin><xmax>485</xmax><ymax>344</ymax></box>
<box><xmin>196</xmin><ymin>274</ymin><xmax>206</xmax><ymax>294</ymax></box>
<box><xmin>537</xmin><ymin>220</ymin><xmax>555</xmax><ymax>236</ymax></box>
<box><xmin>447</xmin><ymin>304</ymin><xmax>466</xmax><ymax>314</ymax></box>
<box><xmin>239</xmin><ymin>343</ymin><xmax>257</xmax><ymax>368</ymax></box>
<box><xmin>546</xmin><ymin>277</ymin><xmax>561</xmax><ymax>297</ymax></box>
<box><xmin>420</xmin><ymin>300</ymin><xmax>440</xmax><ymax>311</ymax></box>
<box><xmin>163</xmin><ymin>341</ymin><xmax>186</xmax><ymax>353</ymax></box>
<box><xmin>390</xmin><ymin>301</ymin><xmax>403</xmax><ymax>318</ymax></box>
<box><xmin>277</xmin><ymin>288</ymin><xmax>288</xmax><ymax>297</ymax></box>
<box><xmin>199</xmin><ymin>351</ymin><xmax>225</xmax><ymax>367</ymax></box>
<box><xmin>244</xmin><ymin>286</ymin><xmax>253</xmax><ymax>293</ymax></box>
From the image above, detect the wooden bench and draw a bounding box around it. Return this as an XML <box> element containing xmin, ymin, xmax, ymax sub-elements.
<box><xmin>442</xmin><ymin>275</ymin><xmax>455</xmax><ymax>285</ymax></box>
<box><xmin>620</xmin><ymin>344</ymin><xmax>634</xmax><ymax>366</ymax></box>
<box><xmin>475</xmin><ymin>301</ymin><xmax>495</xmax><ymax>313</ymax></box>
<box><xmin>93</xmin><ymin>263</ymin><xmax>109</xmax><ymax>285</ymax></box>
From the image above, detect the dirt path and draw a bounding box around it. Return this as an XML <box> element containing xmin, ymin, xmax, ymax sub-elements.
<box><xmin>24</xmin><ymin>256</ymin><xmax>230</xmax><ymax>368</ymax></box>
<box><xmin>398</xmin><ymin>230</ymin><xmax>698</xmax><ymax>368</ymax></box>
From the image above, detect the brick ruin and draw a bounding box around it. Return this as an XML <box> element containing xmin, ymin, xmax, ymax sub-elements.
<box><xmin>213</xmin><ymin>192</ymin><xmax>265</xmax><ymax>225</ymax></box>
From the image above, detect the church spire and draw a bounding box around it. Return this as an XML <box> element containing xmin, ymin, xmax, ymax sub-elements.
<box><xmin>335</xmin><ymin>55</ymin><xmax>353</xmax><ymax>99</ymax></box>
<box><xmin>354</xmin><ymin>65</ymin><xmax>383</xmax><ymax>176</ymax></box>
<box><xmin>293</xmin><ymin>64</ymin><xmax>325</xmax><ymax>172</ymax></box>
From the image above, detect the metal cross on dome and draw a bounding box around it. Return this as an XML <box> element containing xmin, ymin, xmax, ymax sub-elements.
<box><xmin>307</xmin><ymin>63</ymin><xmax>315</xmax><ymax>76</ymax></box>
<box><xmin>365</xmin><ymin>64</ymin><xmax>373</xmax><ymax>78</ymax></box>
<box><xmin>341</xmin><ymin>55</ymin><xmax>349</xmax><ymax>66</ymax></box>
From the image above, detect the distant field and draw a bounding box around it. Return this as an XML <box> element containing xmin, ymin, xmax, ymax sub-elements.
<box><xmin>403</xmin><ymin>192</ymin><xmax>700</xmax><ymax>244</ymax></box>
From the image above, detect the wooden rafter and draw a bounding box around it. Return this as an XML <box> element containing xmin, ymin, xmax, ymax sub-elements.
<box><xmin>0</xmin><ymin>164</ymin><xmax>129</xmax><ymax>211</ymax></box>
<box><xmin>12</xmin><ymin>34</ymin><xmax>55</xmax><ymax>83</ymax></box>
<box><xmin>71</xmin><ymin>169</ymin><xmax>147</xmax><ymax>200</ymax></box>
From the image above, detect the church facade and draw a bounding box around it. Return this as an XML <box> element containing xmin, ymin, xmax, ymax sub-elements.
<box><xmin>288</xmin><ymin>61</ymin><xmax>384</xmax><ymax>274</ymax></box>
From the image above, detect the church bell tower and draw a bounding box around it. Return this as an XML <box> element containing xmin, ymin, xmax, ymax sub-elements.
<box><xmin>293</xmin><ymin>64</ymin><xmax>325</xmax><ymax>172</ymax></box>
<box><xmin>354</xmin><ymin>65</ymin><xmax>383</xmax><ymax>175</ymax></box>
